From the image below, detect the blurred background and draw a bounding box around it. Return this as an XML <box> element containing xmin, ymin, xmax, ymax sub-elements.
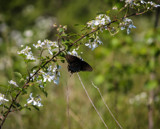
<box><xmin>0</xmin><ymin>0</ymin><xmax>160</xmax><ymax>129</ymax></box>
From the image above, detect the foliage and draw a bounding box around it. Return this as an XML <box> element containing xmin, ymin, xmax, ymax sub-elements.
<box><xmin>0</xmin><ymin>0</ymin><xmax>160</xmax><ymax>129</ymax></box>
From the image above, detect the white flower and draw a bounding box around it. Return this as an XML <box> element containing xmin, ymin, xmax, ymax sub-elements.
<box><xmin>33</xmin><ymin>40</ymin><xmax>45</xmax><ymax>48</ymax></box>
<box><xmin>46</xmin><ymin>40</ymin><xmax>58</xmax><ymax>48</ymax></box>
<box><xmin>46</xmin><ymin>40</ymin><xmax>58</xmax><ymax>55</ymax></box>
<box><xmin>8</xmin><ymin>80</ymin><xmax>18</xmax><ymax>87</ymax></box>
<box><xmin>125</xmin><ymin>0</ymin><xmax>134</xmax><ymax>4</ymax></box>
<box><xmin>17</xmin><ymin>46</ymin><xmax>31</xmax><ymax>55</ymax></box>
<box><xmin>53</xmin><ymin>65</ymin><xmax>61</xmax><ymax>73</ymax></box>
<box><xmin>94</xmin><ymin>20</ymin><xmax>100</xmax><ymax>26</ymax></box>
<box><xmin>26</xmin><ymin>93</ymin><xmax>43</xmax><ymax>107</ymax></box>
<box><xmin>39</xmin><ymin>85</ymin><xmax>44</xmax><ymax>88</ymax></box>
<box><xmin>112</xmin><ymin>6</ymin><xmax>118</xmax><ymax>10</ymax></box>
<box><xmin>17</xmin><ymin>46</ymin><xmax>36</xmax><ymax>61</ymax></box>
<box><xmin>148</xmin><ymin>1</ymin><xmax>160</xmax><ymax>8</ymax></box>
<box><xmin>120</xmin><ymin>26</ymin><xmax>125</xmax><ymax>30</ymax></box>
<box><xmin>154</xmin><ymin>4</ymin><xmax>160</xmax><ymax>8</ymax></box>
<box><xmin>68</xmin><ymin>49</ymin><xmax>78</xmax><ymax>56</ymax></box>
<box><xmin>54</xmin><ymin>77</ymin><xmax>59</xmax><ymax>85</ymax></box>
<box><xmin>87</xmin><ymin>14</ymin><xmax>111</xmax><ymax>30</ymax></box>
<box><xmin>26</xmin><ymin>51</ymin><xmax>35</xmax><ymax>60</ymax></box>
<box><xmin>47</xmin><ymin>65</ymin><xmax>53</xmax><ymax>72</ymax></box>
<box><xmin>92</xmin><ymin>42</ymin><xmax>98</xmax><ymax>50</ymax></box>
<box><xmin>36</xmin><ymin>65</ymin><xmax>61</xmax><ymax>85</ymax></box>
<box><xmin>63</xmin><ymin>25</ymin><xmax>67</xmax><ymax>30</ymax></box>
<box><xmin>39</xmin><ymin>65</ymin><xmax>61</xmax><ymax>84</ymax></box>
<box><xmin>0</xmin><ymin>93</ymin><xmax>9</xmax><ymax>105</ymax></box>
<box><xmin>43</xmin><ymin>72</ymin><xmax>55</xmax><ymax>82</ymax></box>
<box><xmin>120</xmin><ymin>18</ymin><xmax>136</xmax><ymax>34</ymax></box>
<box><xmin>140</xmin><ymin>0</ymin><xmax>146</xmax><ymax>4</ymax></box>
<box><xmin>101</xmin><ymin>18</ymin><xmax>106</xmax><ymax>25</ymax></box>
<box><xmin>33</xmin><ymin>40</ymin><xmax>58</xmax><ymax>55</ymax></box>
<box><xmin>85</xmin><ymin>36</ymin><xmax>103</xmax><ymax>50</ymax></box>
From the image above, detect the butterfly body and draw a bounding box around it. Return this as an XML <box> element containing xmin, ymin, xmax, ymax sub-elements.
<box><xmin>65</xmin><ymin>54</ymin><xmax>93</xmax><ymax>73</ymax></box>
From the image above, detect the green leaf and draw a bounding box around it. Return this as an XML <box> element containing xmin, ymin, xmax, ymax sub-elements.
<box><xmin>74</xmin><ymin>24</ymin><xmax>80</xmax><ymax>26</ymax></box>
<box><xmin>3</xmin><ymin>105</ymin><xmax>9</xmax><ymax>109</ymax></box>
<box><xmin>12</xmin><ymin>92</ymin><xmax>17</xmax><ymax>98</ymax></box>
<box><xmin>21</xmin><ymin>88</ymin><xmax>27</xmax><ymax>95</ymax></box>
<box><xmin>32</xmin><ymin>105</ymin><xmax>40</xmax><ymax>111</ymax></box>
<box><xmin>106</xmin><ymin>10</ymin><xmax>110</xmax><ymax>15</ymax></box>
<box><xmin>14</xmin><ymin>72</ymin><xmax>22</xmax><ymax>79</ymax></box>
<box><xmin>25</xmin><ymin>107</ymin><xmax>31</xmax><ymax>111</ymax></box>
<box><xmin>145</xmin><ymin>80</ymin><xmax>158</xmax><ymax>90</ymax></box>
<box><xmin>61</xmin><ymin>33</ymin><xmax>67</xmax><ymax>37</ymax></box>
<box><xmin>0</xmin><ymin>105</ymin><xmax>9</xmax><ymax>109</ymax></box>
<box><xmin>94</xmin><ymin>74</ymin><xmax>105</xmax><ymax>85</ymax></box>
<box><xmin>31</xmin><ymin>66</ymin><xmax>39</xmax><ymax>71</ymax></box>
<box><xmin>59</xmin><ymin>28</ymin><xmax>64</xmax><ymax>33</ymax></box>
<box><xmin>61</xmin><ymin>59</ymin><xmax>65</xmax><ymax>63</ymax></box>
<box><xmin>39</xmin><ymin>86</ymin><xmax>48</xmax><ymax>97</ymax></box>
<box><xmin>13</xmin><ymin>101</ymin><xmax>22</xmax><ymax>108</ymax></box>
<box><xmin>19</xmin><ymin>78</ymin><xmax>25</xmax><ymax>86</ymax></box>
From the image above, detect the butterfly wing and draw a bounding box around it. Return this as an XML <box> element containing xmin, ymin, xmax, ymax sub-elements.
<box><xmin>65</xmin><ymin>54</ymin><xmax>93</xmax><ymax>73</ymax></box>
<box><xmin>80</xmin><ymin>60</ymin><xmax>93</xmax><ymax>71</ymax></box>
<box><xmin>65</xmin><ymin>54</ymin><xmax>82</xmax><ymax>64</ymax></box>
<box><xmin>65</xmin><ymin>54</ymin><xmax>82</xmax><ymax>73</ymax></box>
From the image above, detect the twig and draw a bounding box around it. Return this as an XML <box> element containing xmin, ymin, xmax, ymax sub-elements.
<box><xmin>91</xmin><ymin>82</ymin><xmax>123</xmax><ymax>129</ymax></box>
<box><xmin>77</xmin><ymin>73</ymin><xmax>109</xmax><ymax>129</ymax></box>
<box><xmin>71</xmin><ymin>10</ymin><xmax>149</xmax><ymax>47</ymax></box>
<box><xmin>0</xmin><ymin>10</ymin><xmax>150</xmax><ymax>128</ymax></box>
<box><xmin>0</xmin><ymin>48</ymin><xmax>65</xmax><ymax>128</ymax></box>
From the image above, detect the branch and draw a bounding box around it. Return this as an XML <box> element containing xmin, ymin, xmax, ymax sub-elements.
<box><xmin>70</xmin><ymin>10</ymin><xmax>149</xmax><ymax>47</ymax></box>
<box><xmin>0</xmin><ymin>48</ymin><xmax>65</xmax><ymax>128</ymax></box>
<box><xmin>0</xmin><ymin>9</ymin><xmax>150</xmax><ymax>129</ymax></box>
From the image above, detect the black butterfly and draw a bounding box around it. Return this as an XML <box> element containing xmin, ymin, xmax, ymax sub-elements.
<box><xmin>65</xmin><ymin>54</ymin><xmax>93</xmax><ymax>73</ymax></box>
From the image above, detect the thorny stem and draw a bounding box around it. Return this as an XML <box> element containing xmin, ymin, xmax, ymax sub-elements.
<box><xmin>0</xmin><ymin>11</ymin><xmax>149</xmax><ymax>129</ymax></box>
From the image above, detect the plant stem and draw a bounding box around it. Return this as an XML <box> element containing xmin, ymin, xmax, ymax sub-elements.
<box><xmin>77</xmin><ymin>73</ymin><xmax>109</xmax><ymax>129</ymax></box>
<box><xmin>0</xmin><ymin>10</ymin><xmax>149</xmax><ymax>128</ymax></box>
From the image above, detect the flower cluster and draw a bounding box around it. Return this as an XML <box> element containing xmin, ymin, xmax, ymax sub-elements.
<box><xmin>33</xmin><ymin>40</ymin><xmax>59</xmax><ymax>55</ymax></box>
<box><xmin>68</xmin><ymin>49</ymin><xmax>79</xmax><ymax>56</ymax></box>
<box><xmin>8</xmin><ymin>80</ymin><xmax>18</xmax><ymax>87</ymax></box>
<box><xmin>0</xmin><ymin>93</ymin><xmax>9</xmax><ymax>105</ymax></box>
<box><xmin>125</xmin><ymin>0</ymin><xmax>134</xmax><ymax>6</ymax></box>
<box><xmin>30</xmin><ymin>65</ymin><xmax>61</xmax><ymax>85</ymax></box>
<box><xmin>25</xmin><ymin>93</ymin><xmax>43</xmax><ymax>107</ymax></box>
<box><xmin>124</xmin><ymin>0</ymin><xmax>160</xmax><ymax>8</ymax></box>
<box><xmin>147</xmin><ymin>1</ymin><xmax>160</xmax><ymax>8</ymax></box>
<box><xmin>87</xmin><ymin>14</ymin><xmax>111</xmax><ymax>30</ymax></box>
<box><xmin>42</xmin><ymin>65</ymin><xmax>61</xmax><ymax>85</ymax></box>
<box><xmin>17</xmin><ymin>46</ymin><xmax>35</xmax><ymax>60</ymax></box>
<box><xmin>85</xmin><ymin>35</ymin><xmax>103</xmax><ymax>50</ymax></box>
<box><xmin>119</xmin><ymin>18</ymin><xmax>136</xmax><ymax>34</ymax></box>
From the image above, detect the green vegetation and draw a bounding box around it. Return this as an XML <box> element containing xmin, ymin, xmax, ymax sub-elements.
<box><xmin>0</xmin><ymin>0</ymin><xmax>160</xmax><ymax>129</ymax></box>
